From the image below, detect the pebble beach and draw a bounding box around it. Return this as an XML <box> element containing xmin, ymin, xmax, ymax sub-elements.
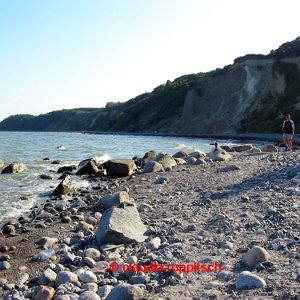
<box><xmin>0</xmin><ymin>143</ymin><xmax>299</xmax><ymax>299</ymax></box>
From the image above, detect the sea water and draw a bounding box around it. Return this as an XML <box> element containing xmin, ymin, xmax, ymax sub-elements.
<box><xmin>0</xmin><ymin>131</ymin><xmax>234</xmax><ymax>221</ymax></box>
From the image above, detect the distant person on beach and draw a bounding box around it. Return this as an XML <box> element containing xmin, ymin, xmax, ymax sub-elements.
<box><xmin>282</xmin><ymin>114</ymin><xmax>295</xmax><ymax>151</ymax></box>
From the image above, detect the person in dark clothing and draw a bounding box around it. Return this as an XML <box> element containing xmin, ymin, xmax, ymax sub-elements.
<box><xmin>282</xmin><ymin>114</ymin><xmax>295</xmax><ymax>151</ymax></box>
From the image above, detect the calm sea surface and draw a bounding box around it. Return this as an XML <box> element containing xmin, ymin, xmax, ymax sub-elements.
<box><xmin>0</xmin><ymin>131</ymin><xmax>237</xmax><ymax>221</ymax></box>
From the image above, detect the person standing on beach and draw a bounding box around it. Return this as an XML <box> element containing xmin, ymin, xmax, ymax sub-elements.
<box><xmin>282</xmin><ymin>114</ymin><xmax>295</xmax><ymax>151</ymax></box>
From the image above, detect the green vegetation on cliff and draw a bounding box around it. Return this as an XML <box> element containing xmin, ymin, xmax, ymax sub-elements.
<box><xmin>1</xmin><ymin>37</ymin><xmax>300</xmax><ymax>134</ymax></box>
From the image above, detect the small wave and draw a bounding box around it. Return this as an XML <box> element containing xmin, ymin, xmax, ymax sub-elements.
<box><xmin>56</xmin><ymin>145</ymin><xmax>66</xmax><ymax>150</ymax></box>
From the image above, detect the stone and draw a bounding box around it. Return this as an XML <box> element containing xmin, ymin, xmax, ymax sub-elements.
<box><xmin>53</xmin><ymin>296</ymin><xmax>71</xmax><ymax>300</ymax></box>
<box><xmin>33</xmin><ymin>286</ymin><xmax>55</xmax><ymax>300</ymax></box>
<box><xmin>76</xmin><ymin>158</ymin><xmax>101</xmax><ymax>176</ymax></box>
<box><xmin>218</xmin><ymin>165</ymin><xmax>240</xmax><ymax>172</ymax></box>
<box><xmin>38</xmin><ymin>237</ymin><xmax>59</xmax><ymax>249</ymax></box>
<box><xmin>1</xmin><ymin>162</ymin><xmax>27</xmax><ymax>174</ymax></box>
<box><xmin>0</xmin><ymin>261</ymin><xmax>10</xmax><ymax>270</ymax></box>
<box><xmin>98</xmin><ymin>285</ymin><xmax>114</xmax><ymax>299</ymax></box>
<box><xmin>143</xmin><ymin>161</ymin><xmax>164</xmax><ymax>173</ymax></box>
<box><xmin>106</xmin><ymin>283</ymin><xmax>143</xmax><ymax>300</ymax></box>
<box><xmin>220</xmin><ymin>146</ymin><xmax>232</xmax><ymax>152</ymax></box>
<box><xmin>188</xmin><ymin>150</ymin><xmax>204</xmax><ymax>158</ymax></box>
<box><xmin>96</xmin><ymin>204</ymin><xmax>147</xmax><ymax>244</ymax></box>
<box><xmin>232</xmin><ymin>144</ymin><xmax>253</xmax><ymax>152</ymax></box>
<box><xmin>16</xmin><ymin>272</ymin><xmax>29</xmax><ymax>285</ymax></box>
<box><xmin>82</xmin><ymin>248</ymin><xmax>101</xmax><ymax>260</ymax></box>
<box><xmin>138</xmin><ymin>203</ymin><xmax>153</xmax><ymax>212</ymax></box>
<box><xmin>261</xmin><ymin>144</ymin><xmax>278</xmax><ymax>152</ymax></box>
<box><xmin>103</xmin><ymin>159</ymin><xmax>137</xmax><ymax>178</ymax></box>
<box><xmin>84</xmin><ymin>257</ymin><xmax>96</xmax><ymax>268</ymax></box>
<box><xmin>2</xmin><ymin>224</ymin><xmax>15</xmax><ymax>235</ymax></box>
<box><xmin>40</xmin><ymin>174</ymin><xmax>53</xmax><ymax>180</ymax></box>
<box><xmin>210</xmin><ymin>149</ymin><xmax>232</xmax><ymax>162</ymax></box>
<box><xmin>85</xmin><ymin>216</ymin><xmax>98</xmax><ymax>226</ymax></box>
<box><xmin>146</xmin><ymin>237</ymin><xmax>161</xmax><ymax>250</ymax></box>
<box><xmin>236</xmin><ymin>271</ymin><xmax>266</xmax><ymax>290</ymax></box>
<box><xmin>187</xmin><ymin>157</ymin><xmax>197</xmax><ymax>165</ymax></box>
<box><xmin>195</xmin><ymin>158</ymin><xmax>206</xmax><ymax>165</ymax></box>
<box><xmin>173</xmin><ymin>150</ymin><xmax>188</xmax><ymax>158</ymax></box>
<box><xmin>38</xmin><ymin>268</ymin><xmax>57</xmax><ymax>285</ymax></box>
<box><xmin>57</xmin><ymin>165</ymin><xmax>76</xmax><ymax>173</ymax></box>
<box><xmin>97</xmin><ymin>191</ymin><xmax>132</xmax><ymax>209</ymax></box>
<box><xmin>79</xmin><ymin>271</ymin><xmax>98</xmax><ymax>283</ymax></box>
<box><xmin>174</xmin><ymin>158</ymin><xmax>186</xmax><ymax>165</ymax></box>
<box><xmin>156</xmin><ymin>154</ymin><xmax>177</xmax><ymax>170</ymax></box>
<box><xmin>79</xmin><ymin>291</ymin><xmax>101</xmax><ymax>300</ymax></box>
<box><xmin>56</xmin><ymin>271</ymin><xmax>79</xmax><ymax>287</ymax></box>
<box><xmin>242</xmin><ymin>246</ymin><xmax>271</xmax><ymax>268</ymax></box>
<box><xmin>245</xmin><ymin>147</ymin><xmax>262</xmax><ymax>154</ymax></box>
<box><xmin>51</xmin><ymin>177</ymin><xmax>75</xmax><ymax>196</ymax></box>
<box><xmin>142</xmin><ymin>151</ymin><xmax>157</xmax><ymax>164</ymax></box>
<box><xmin>82</xmin><ymin>282</ymin><xmax>98</xmax><ymax>292</ymax></box>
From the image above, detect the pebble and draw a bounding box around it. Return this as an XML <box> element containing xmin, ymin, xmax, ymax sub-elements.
<box><xmin>242</xmin><ymin>246</ymin><xmax>270</xmax><ymax>268</ymax></box>
<box><xmin>146</xmin><ymin>237</ymin><xmax>161</xmax><ymax>250</ymax></box>
<box><xmin>56</xmin><ymin>271</ymin><xmax>79</xmax><ymax>287</ymax></box>
<box><xmin>79</xmin><ymin>271</ymin><xmax>98</xmax><ymax>283</ymax></box>
<box><xmin>0</xmin><ymin>261</ymin><xmax>11</xmax><ymax>270</ymax></box>
<box><xmin>82</xmin><ymin>248</ymin><xmax>101</xmax><ymax>260</ymax></box>
<box><xmin>32</xmin><ymin>286</ymin><xmax>56</xmax><ymax>300</ymax></box>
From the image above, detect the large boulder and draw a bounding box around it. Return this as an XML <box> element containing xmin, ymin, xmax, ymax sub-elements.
<box><xmin>106</xmin><ymin>283</ymin><xmax>144</xmax><ymax>300</ymax></box>
<box><xmin>96</xmin><ymin>204</ymin><xmax>147</xmax><ymax>244</ymax></box>
<box><xmin>142</xmin><ymin>151</ymin><xmax>157</xmax><ymax>164</ymax></box>
<box><xmin>173</xmin><ymin>151</ymin><xmax>188</xmax><ymax>158</ymax></box>
<box><xmin>97</xmin><ymin>191</ymin><xmax>132</xmax><ymax>209</ymax></box>
<box><xmin>242</xmin><ymin>246</ymin><xmax>270</xmax><ymax>268</ymax></box>
<box><xmin>261</xmin><ymin>144</ymin><xmax>278</xmax><ymax>152</ymax></box>
<box><xmin>76</xmin><ymin>158</ymin><xmax>102</xmax><ymax>176</ymax></box>
<box><xmin>51</xmin><ymin>177</ymin><xmax>75</xmax><ymax>196</ymax></box>
<box><xmin>209</xmin><ymin>149</ymin><xmax>232</xmax><ymax>162</ymax></box>
<box><xmin>156</xmin><ymin>154</ymin><xmax>177</xmax><ymax>170</ymax></box>
<box><xmin>143</xmin><ymin>161</ymin><xmax>164</xmax><ymax>173</ymax></box>
<box><xmin>232</xmin><ymin>144</ymin><xmax>253</xmax><ymax>152</ymax></box>
<box><xmin>103</xmin><ymin>159</ymin><xmax>137</xmax><ymax>178</ymax></box>
<box><xmin>1</xmin><ymin>162</ymin><xmax>27</xmax><ymax>174</ymax></box>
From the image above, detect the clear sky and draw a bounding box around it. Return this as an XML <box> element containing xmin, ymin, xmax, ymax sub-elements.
<box><xmin>0</xmin><ymin>0</ymin><xmax>299</xmax><ymax>121</ymax></box>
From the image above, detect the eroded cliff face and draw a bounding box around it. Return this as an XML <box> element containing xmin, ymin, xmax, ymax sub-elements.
<box><xmin>168</xmin><ymin>57</ymin><xmax>300</xmax><ymax>134</ymax></box>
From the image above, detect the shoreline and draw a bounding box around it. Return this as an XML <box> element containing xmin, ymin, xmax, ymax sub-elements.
<box><xmin>0</xmin><ymin>145</ymin><xmax>299</xmax><ymax>299</ymax></box>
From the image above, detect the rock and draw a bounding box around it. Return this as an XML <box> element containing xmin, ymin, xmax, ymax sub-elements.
<box><xmin>146</xmin><ymin>237</ymin><xmax>161</xmax><ymax>250</ymax></box>
<box><xmin>57</xmin><ymin>165</ymin><xmax>76</xmax><ymax>173</ymax></box>
<box><xmin>38</xmin><ymin>268</ymin><xmax>57</xmax><ymax>285</ymax></box>
<box><xmin>195</xmin><ymin>158</ymin><xmax>206</xmax><ymax>165</ymax></box>
<box><xmin>16</xmin><ymin>272</ymin><xmax>29</xmax><ymax>285</ymax></box>
<box><xmin>77</xmin><ymin>221</ymin><xmax>94</xmax><ymax>233</ymax></box>
<box><xmin>40</xmin><ymin>174</ymin><xmax>53</xmax><ymax>180</ymax></box>
<box><xmin>85</xmin><ymin>216</ymin><xmax>98</xmax><ymax>226</ymax></box>
<box><xmin>142</xmin><ymin>151</ymin><xmax>157</xmax><ymax>164</ymax></box>
<box><xmin>174</xmin><ymin>158</ymin><xmax>186</xmax><ymax>165</ymax></box>
<box><xmin>1</xmin><ymin>162</ymin><xmax>27</xmax><ymax>174</ymax></box>
<box><xmin>106</xmin><ymin>283</ymin><xmax>143</xmax><ymax>300</ymax></box>
<box><xmin>0</xmin><ymin>261</ymin><xmax>10</xmax><ymax>270</ymax></box>
<box><xmin>97</xmin><ymin>191</ymin><xmax>132</xmax><ymax>209</ymax></box>
<box><xmin>79</xmin><ymin>291</ymin><xmax>101</xmax><ymax>300</ymax></box>
<box><xmin>82</xmin><ymin>248</ymin><xmax>101</xmax><ymax>260</ymax></box>
<box><xmin>0</xmin><ymin>160</ymin><xmax>4</xmax><ymax>168</ymax></box>
<box><xmin>245</xmin><ymin>147</ymin><xmax>262</xmax><ymax>154</ymax></box>
<box><xmin>155</xmin><ymin>176</ymin><xmax>168</xmax><ymax>184</ymax></box>
<box><xmin>96</xmin><ymin>205</ymin><xmax>147</xmax><ymax>244</ymax></box>
<box><xmin>187</xmin><ymin>157</ymin><xmax>197</xmax><ymax>165</ymax></box>
<box><xmin>232</xmin><ymin>144</ymin><xmax>253</xmax><ymax>152</ymax></box>
<box><xmin>173</xmin><ymin>151</ymin><xmax>188</xmax><ymax>158</ymax></box>
<box><xmin>82</xmin><ymin>282</ymin><xmax>98</xmax><ymax>292</ymax></box>
<box><xmin>98</xmin><ymin>285</ymin><xmax>114</xmax><ymax>299</ymax></box>
<box><xmin>56</xmin><ymin>271</ymin><xmax>79</xmax><ymax>287</ymax></box>
<box><xmin>53</xmin><ymin>296</ymin><xmax>71</xmax><ymax>300</ymax></box>
<box><xmin>210</xmin><ymin>149</ymin><xmax>232</xmax><ymax>162</ymax></box>
<box><xmin>287</xmin><ymin>166</ymin><xmax>299</xmax><ymax>179</ymax></box>
<box><xmin>51</xmin><ymin>177</ymin><xmax>75</xmax><ymax>196</ymax></box>
<box><xmin>156</xmin><ymin>154</ymin><xmax>177</xmax><ymax>170</ymax></box>
<box><xmin>76</xmin><ymin>158</ymin><xmax>102</xmax><ymax>176</ymax></box>
<box><xmin>220</xmin><ymin>146</ymin><xmax>232</xmax><ymax>152</ymax></box>
<box><xmin>143</xmin><ymin>161</ymin><xmax>164</xmax><ymax>173</ymax></box>
<box><xmin>84</xmin><ymin>257</ymin><xmax>96</xmax><ymax>268</ymax></box>
<box><xmin>37</xmin><ymin>237</ymin><xmax>59</xmax><ymax>249</ymax></box>
<box><xmin>236</xmin><ymin>271</ymin><xmax>266</xmax><ymax>290</ymax></box>
<box><xmin>242</xmin><ymin>246</ymin><xmax>271</xmax><ymax>268</ymax></box>
<box><xmin>33</xmin><ymin>286</ymin><xmax>56</xmax><ymax>300</ymax></box>
<box><xmin>3</xmin><ymin>224</ymin><xmax>15</xmax><ymax>235</ymax></box>
<box><xmin>138</xmin><ymin>203</ymin><xmax>153</xmax><ymax>212</ymax></box>
<box><xmin>261</xmin><ymin>144</ymin><xmax>278</xmax><ymax>152</ymax></box>
<box><xmin>103</xmin><ymin>159</ymin><xmax>137</xmax><ymax>178</ymax></box>
<box><xmin>188</xmin><ymin>150</ymin><xmax>204</xmax><ymax>158</ymax></box>
<box><xmin>218</xmin><ymin>165</ymin><xmax>240</xmax><ymax>172</ymax></box>
<box><xmin>79</xmin><ymin>271</ymin><xmax>97</xmax><ymax>283</ymax></box>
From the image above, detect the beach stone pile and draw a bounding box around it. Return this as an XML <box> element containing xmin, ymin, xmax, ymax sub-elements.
<box><xmin>0</xmin><ymin>143</ymin><xmax>299</xmax><ymax>299</ymax></box>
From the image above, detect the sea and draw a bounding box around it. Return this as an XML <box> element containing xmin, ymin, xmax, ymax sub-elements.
<box><xmin>0</xmin><ymin>131</ymin><xmax>241</xmax><ymax>222</ymax></box>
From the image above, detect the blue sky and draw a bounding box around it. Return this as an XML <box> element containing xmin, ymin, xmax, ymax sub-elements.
<box><xmin>0</xmin><ymin>0</ymin><xmax>299</xmax><ymax>121</ymax></box>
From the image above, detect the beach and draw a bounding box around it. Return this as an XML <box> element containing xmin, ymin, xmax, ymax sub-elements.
<box><xmin>0</xmin><ymin>144</ymin><xmax>299</xmax><ymax>299</ymax></box>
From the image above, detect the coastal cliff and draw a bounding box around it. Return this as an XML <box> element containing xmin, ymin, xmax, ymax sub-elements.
<box><xmin>1</xmin><ymin>37</ymin><xmax>300</xmax><ymax>134</ymax></box>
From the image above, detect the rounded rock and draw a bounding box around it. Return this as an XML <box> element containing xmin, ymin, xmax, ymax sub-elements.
<box><xmin>236</xmin><ymin>271</ymin><xmax>266</xmax><ymax>290</ymax></box>
<box><xmin>79</xmin><ymin>291</ymin><xmax>101</xmax><ymax>300</ymax></box>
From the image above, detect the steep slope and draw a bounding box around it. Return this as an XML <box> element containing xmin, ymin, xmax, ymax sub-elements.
<box><xmin>1</xmin><ymin>37</ymin><xmax>300</xmax><ymax>134</ymax></box>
